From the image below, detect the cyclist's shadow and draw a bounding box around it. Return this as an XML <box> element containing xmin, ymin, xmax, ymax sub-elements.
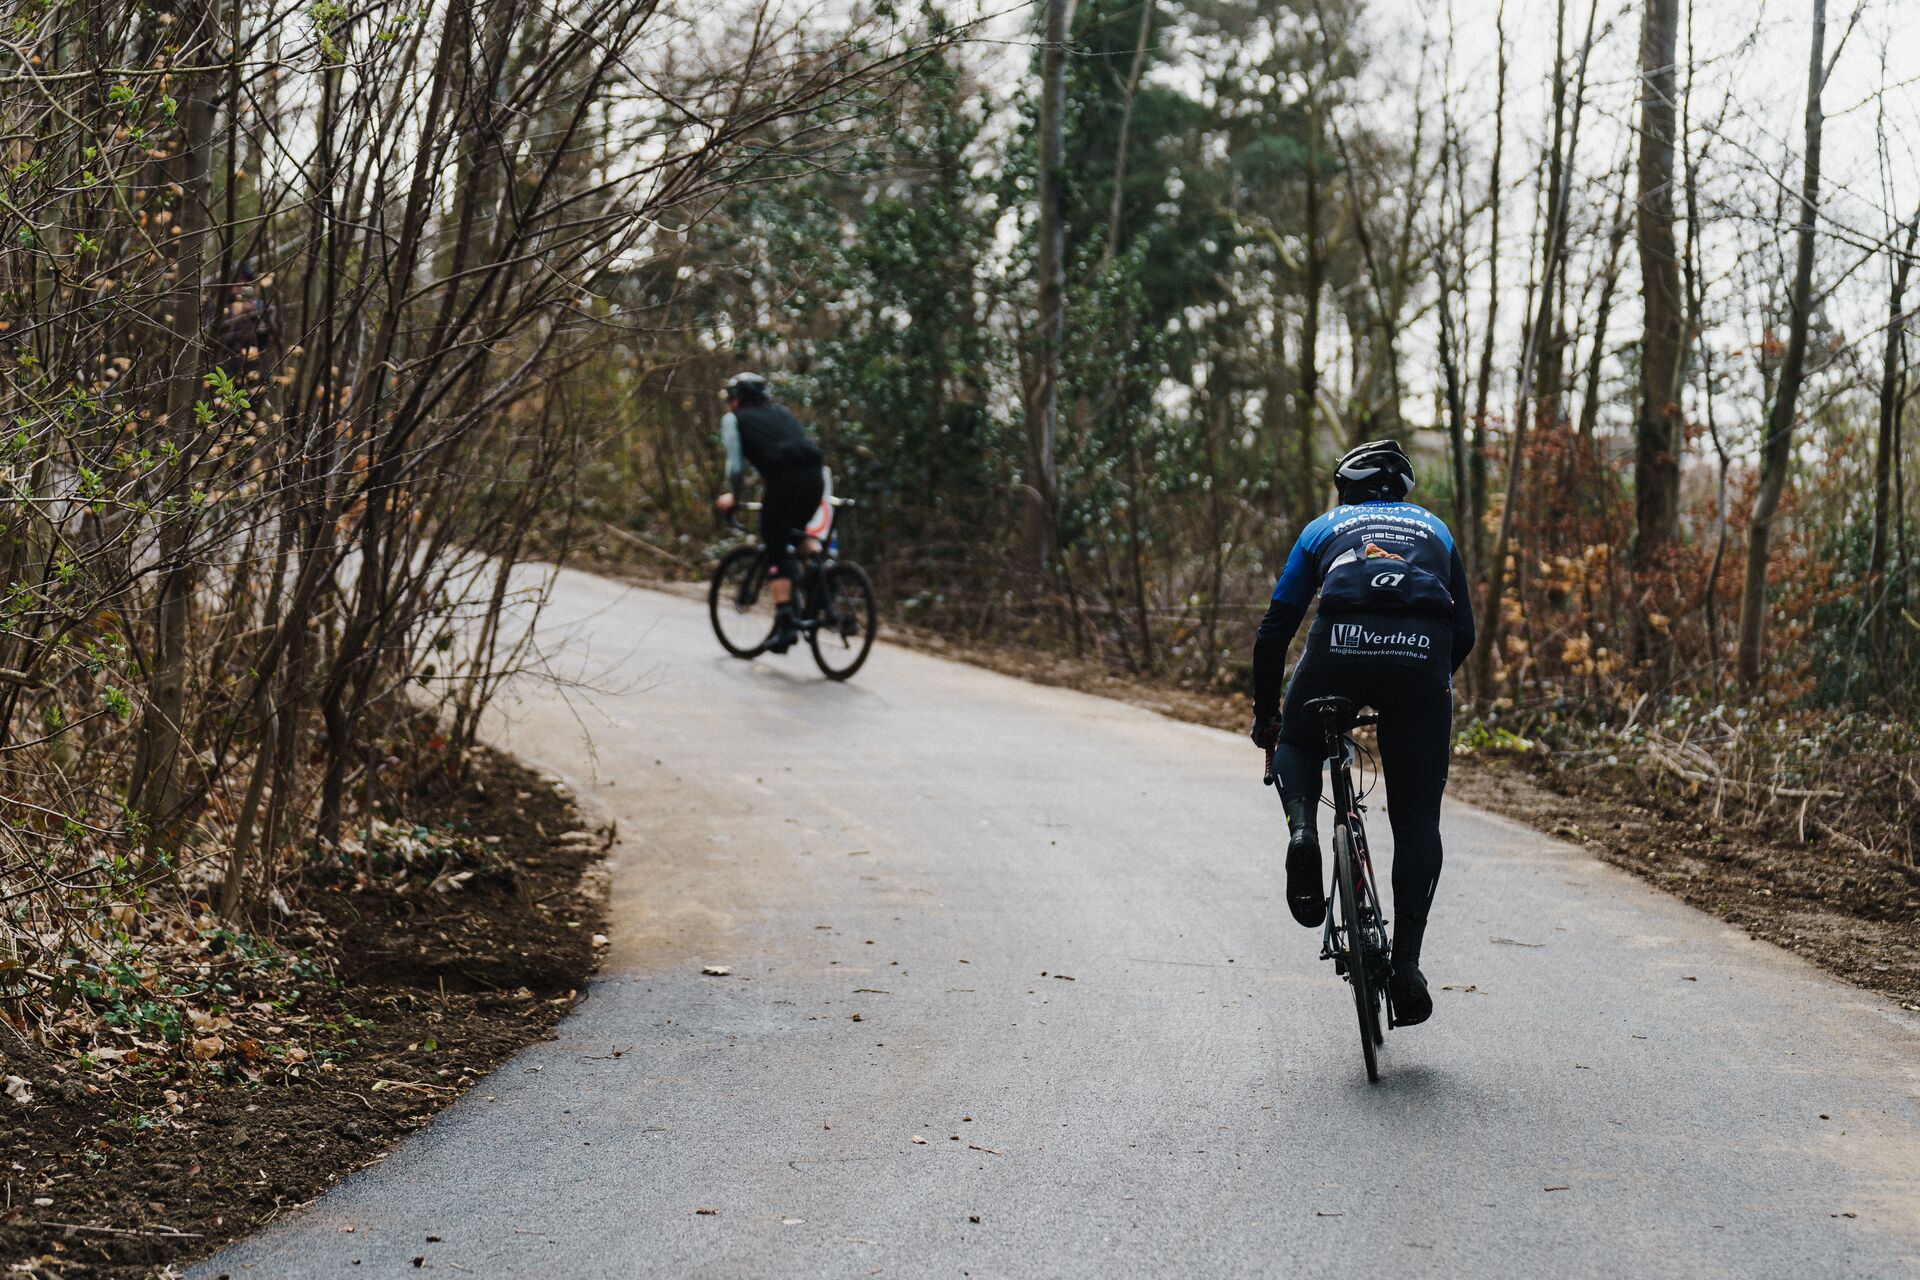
<box><xmin>1332</xmin><ymin>1059</ymin><xmax>1450</xmax><ymax>1098</ymax></box>
<box><xmin>709</xmin><ymin>651</ymin><xmax>882</xmax><ymax>695</ymax></box>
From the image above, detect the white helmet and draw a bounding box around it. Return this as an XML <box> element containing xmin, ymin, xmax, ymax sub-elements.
<box><xmin>722</xmin><ymin>371</ymin><xmax>770</xmax><ymax>402</ymax></box>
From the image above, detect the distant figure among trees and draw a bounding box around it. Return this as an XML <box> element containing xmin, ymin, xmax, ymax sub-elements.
<box><xmin>210</xmin><ymin>261</ymin><xmax>279</xmax><ymax>384</ymax></box>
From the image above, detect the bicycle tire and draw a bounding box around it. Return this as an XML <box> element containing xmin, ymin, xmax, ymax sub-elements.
<box><xmin>1335</xmin><ymin>826</ymin><xmax>1381</xmax><ymax>1083</ymax></box>
<box><xmin>1359</xmin><ymin>866</ymin><xmax>1389</xmax><ymax>1046</ymax></box>
<box><xmin>709</xmin><ymin>545</ymin><xmax>776</xmax><ymax>658</ymax></box>
<box><xmin>808</xmin><ymin>560</ymin><xmax>878</xmax><ymax>680</ymax></box>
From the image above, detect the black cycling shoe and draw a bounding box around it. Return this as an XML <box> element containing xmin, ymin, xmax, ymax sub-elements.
<box><xmin>767</xmin><ymin>607</ymin><xmax>799</xmax><ymax>654</ymax></box>
<box><xmin>1282</xmin><ymin>798</ymin><xmax>1325</xmax><ymax>928</ymax></box>
<box><xmin>1387</xmin><ymin>961</ymin><xmax>1433</xmax><ymax>1026</ymax></box>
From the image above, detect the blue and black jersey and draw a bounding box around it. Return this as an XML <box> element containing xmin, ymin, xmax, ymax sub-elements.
<box><xmin>1252</xmin><ymin>500</ymin><xmax>1475</xmax><ymax>724</ymax></box>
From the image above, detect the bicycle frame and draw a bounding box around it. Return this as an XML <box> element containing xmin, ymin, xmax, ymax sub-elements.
<box><xmin>1317</xmin><ymin>727</ymin><xmax>1392</xmax><ymax>1016</ymax></box>
<box><xmin>713</xmin><ymin>492</ymin><xmax>876</xmax><ymax>678</ymax></box>
<box><xmin>726</xmin><ymin>506</ymin><xmax>834</xmax><ymax>618</ymax></box>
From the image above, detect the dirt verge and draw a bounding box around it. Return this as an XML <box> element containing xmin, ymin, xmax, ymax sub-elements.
<box><xmin>1449</xmin><ymin>752</ymin><xmax>1920</xmax><ymax>1010</ymax></box>
<box><xmin>1</xmin><ymin>748</ymin><xmax>611</xmax><ymax>1278</ymax></box>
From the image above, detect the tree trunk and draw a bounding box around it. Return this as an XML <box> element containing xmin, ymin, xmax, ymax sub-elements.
<box><xmin>129</xmin><ymin>0</ymin><xmax>219</xmax><ymax>856</ymax></box>
<box><xmin>1736</xmin><ymin>0</ymin><xmax>1828</xmax><ymax>687</ymax></box>
<box><xmin>1026</xmin><ymin>0</ymin><xmax>1073</xmax><ymax>573</ymax></box>
<box><xmin>1101</xmin><ymin>0</ymin><xmax>1155</xmax><ymax>270</ymax></box>
<box><xmin>1435</xmin><ymin>137</ymin><xmax>1472</xmax><ymax>551</ymax></box>
<box><xmin>1467</xmin><ymin>2</ymin><xmax>1509</xmax><ymax>597</ymax></box>
<box><xmin>1868</xmin><ymin>211</ymin><xmax>1918</xmax><ymax>658</ymax></box>
<box><xmin>1296</xmin><ymin>95</ymin><xmax>1326</xmax><ymax>532</ymax></box>
<box><xmin>1676</xmin><ymin>0</ymin><xmax>1736</xmax><ymax>649</ymax></box>
<box><xmin>1633</xmin><ymin>0</ymin><xmax>1685</xmax><ymax>668</ymax></box>
<box><xmin>1575</xmin><ymin>187</ymin><xmax>1631</xmax><ymax>445</ymax></box>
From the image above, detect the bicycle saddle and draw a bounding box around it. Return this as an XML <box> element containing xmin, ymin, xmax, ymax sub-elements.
<box><xmin>1304</xmin><ymin>695</ymin><xmax>1361</xmax><ymax>730</ymax></box>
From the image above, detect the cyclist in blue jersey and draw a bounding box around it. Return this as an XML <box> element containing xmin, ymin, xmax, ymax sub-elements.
<box><xmin>1249</xmin><ymin>439</ymin><xmax>1475</xmax><ymax>1026</ymax></box>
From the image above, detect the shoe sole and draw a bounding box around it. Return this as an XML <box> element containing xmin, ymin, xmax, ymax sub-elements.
<box><xmin>1388</xmin><ymin>980</ymin><xmax>1433</xmax><ymax>1026</ymax></box>
<box><xmin>1285</xmin><ymin>845</ymin><xmax>1324</xmax><ymax>928</ymax></box>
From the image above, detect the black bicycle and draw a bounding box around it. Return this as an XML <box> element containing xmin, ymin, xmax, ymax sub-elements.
<box><xmin>1266</xmin><ymin>695</ymin><xmax>1394</xmax><ymax>1082</ymax></box>
<box><xmin>709</xmin><ymin>497</ymin><xmax>877</xmax><ymax>680</ymax></box>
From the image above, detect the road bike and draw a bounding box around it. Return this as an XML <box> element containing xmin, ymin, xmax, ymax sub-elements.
<box><xmin>1266</xmin><ymin>695</ymin><xmax>1394</xmax><ymax>1082</ymax></box>
<box><xmin>709</xmin><ymin>496</ymin><xmax>877</xmax><ymax>680</ymax></box>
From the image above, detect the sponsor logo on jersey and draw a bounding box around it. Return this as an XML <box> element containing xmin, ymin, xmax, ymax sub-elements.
<box><xmin>1331</xmin><ymin>623</ymin><xmax>1431</xmax><ymax>651</ymax></box>
<box><xmin>1371</xmin><ymin>572</ymin><xmax>1405</xmax><ymax>588</ymax></box>
<box><xmin>1329</xmin><ymin>510</ymin><xmax>1439</xmax><ymax>540</ymax></box>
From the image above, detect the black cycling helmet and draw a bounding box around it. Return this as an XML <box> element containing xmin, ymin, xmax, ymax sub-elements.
<box><xmin>722</xmin><ymin>371</ymin><xmax>771</xmax><ymax>404</ymax></box>
<box><xmin>1333</xmin><ymin>438</ymin><xmax>1415</xmax><ymax>503</ymax></box>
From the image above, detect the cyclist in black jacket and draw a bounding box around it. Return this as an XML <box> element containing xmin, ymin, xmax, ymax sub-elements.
<box><xmin>715</xmin><ymin>373</ymin><xmax>827</xmax><ymax>653</ymax></box>
<box><xmin>1249</xmin><ymin>439</ymin><xmax>1475</xmax><ymax>1026</ymax></box>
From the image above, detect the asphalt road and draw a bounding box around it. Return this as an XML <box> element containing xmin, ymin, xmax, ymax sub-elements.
<box><xmin>195</xmin><ymin>570</ymin><xmax>1920</xmax><ymax>1279</ymax></box>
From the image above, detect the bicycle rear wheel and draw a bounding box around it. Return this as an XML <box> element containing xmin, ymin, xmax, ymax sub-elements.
<box><xmin>710</xmin><ymin>545</ymin><xmax>776</xmax><ymax>658</ymax></box>
<box><xmin>808</xmin><ymin>560</ymin><xmax>877</xmax><ymax>680</ymax></box>
<box><xmin>1334</xmin><ymin>826</ymin><xmax>1381</xmax><ymax>1082</ymax></box>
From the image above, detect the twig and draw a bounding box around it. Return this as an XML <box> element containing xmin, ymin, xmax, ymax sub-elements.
<box><xmin>598</xmin><ymin>522</ymin><xmax>693</xmax><ymax>568</ymax></box>
<box><xmin>1814</xmin><ymin>818</ymin><xmax>1875</xmax><ymax>858</ymax></box>
<box><xmin>371</xmin><ymin>1078</ymin><xmax>457</xmax><ymax>1095</ymax></box>
<box><xmin>35</xmin><ymin>1221</ymin><xmax>203</xmax><ymax>1239</ymax></box>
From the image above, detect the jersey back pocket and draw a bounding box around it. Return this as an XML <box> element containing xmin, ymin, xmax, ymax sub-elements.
<box><xmin>1318</xmin><ymin>559</ymin><xmax>1454</xmax><ymax>616</ymax></box>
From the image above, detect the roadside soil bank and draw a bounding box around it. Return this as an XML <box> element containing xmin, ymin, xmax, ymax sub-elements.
<box><xmin>1</xmin><ymin>748</ymin><xmax>611</xmax><ymax>1278</ymax></box>
<box><xmin>570</xmin><ymin>544</ymin><xmax>1916</xmax><ymax>1010</ymax></box>
<box><xmin>1447</xmin><ymin>755</ymin><xmax>1919</xmax><ymax>1010</ymax></box>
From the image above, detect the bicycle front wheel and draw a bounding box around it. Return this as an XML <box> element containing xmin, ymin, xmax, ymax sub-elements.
<box><xmin>1334</xmin><ymin>826</ymin><xmax>1381</xmax><ymax>1083</ymax></box>
<box><xmin>808</xmin><ymin>560</ymin><xmax>877</xmax><ymax>680</ymax></box>
<box><xmin>710</xmin><ymin>545</ymin><xmax>776</xmax><ymax>658</ymax></box>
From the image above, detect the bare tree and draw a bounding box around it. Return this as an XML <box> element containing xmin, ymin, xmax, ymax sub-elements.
<box><xmin>1103</xmin><ymin>0</ymin><xmax>1156</xmax><ymax>269</ymax></box>
<box><xmin>1466</xmin><ymin>0</ymin><xmax>1510</xmax><ymax>610</ymax></box>
<box><xmin>1736</xmin><ymin>0</ymin><xmax>1834</xmax><ymax>687</ymax></box>
<box><xmin>1027</xmin><ymin>0</ymin><xmax>1074</xmax><ymax>572</ymax></box>
<box><xmin>1</xmin><ymin>0</ymin><xmax>954</xmax><ymax>1027</ymax></box>
<box><xmin>1867</xmin><ymin>210</ymin><xmax>1918</xmax><ymax>656</ymax></box>
<box><xmin>1296</xmin><ymin>86</ymin><xmax>1328</xmax><ymax>531</ymax></box>
<box><xmin>1471</xmin><ymin>0</ymin><xmax>1600</xmax><ymax>706</ymax></box>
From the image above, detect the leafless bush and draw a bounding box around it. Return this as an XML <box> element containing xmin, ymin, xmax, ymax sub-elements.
<box><xmin>0</xmin><ymin>0</ymin><xmax>944</xmax><ymax>1044</ymax></box>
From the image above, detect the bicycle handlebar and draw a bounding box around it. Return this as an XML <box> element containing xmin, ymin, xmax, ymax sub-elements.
<box><xmin>736</xmin><ymin>496</ymin><xmax>856</xmax><ymax>512</ymax></box>
<box><xmin>719</xmin><ymin>493</ymin><xmax>857</xmax><ymax>535</ymax></box>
